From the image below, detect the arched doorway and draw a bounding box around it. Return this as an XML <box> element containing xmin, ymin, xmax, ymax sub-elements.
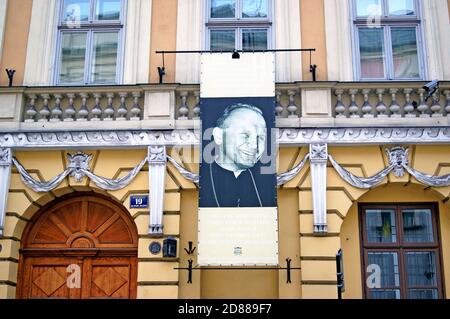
<box><xmin>16</xmin><ymin>193</ymin><xmax>138</xmax><ymax>299</ymax></box>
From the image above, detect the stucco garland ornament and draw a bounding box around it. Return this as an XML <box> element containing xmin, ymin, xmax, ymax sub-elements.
<box><xmin>67</xmin><ymin>152</ymin><xmax>92</xmax><ymax>183</ymax></box>
<box><xmin>12</xmin><ymin>152</ymin><xmax>148</xmax><ymax>192</ymax></box>
<box><xmin>386</xmin><ymin>146</ymin><xmax>408</xmax><ymax>178</ymax></box>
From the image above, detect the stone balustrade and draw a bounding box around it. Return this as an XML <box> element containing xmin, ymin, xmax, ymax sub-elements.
<box><xmin>0</xmin><ymin>82</ymin><xmax>449</xmax><ymax>131</ymax></box>
<box><xmin>23</xmin><ymin>89</ymin><xmax>143</xmax><ymax>122</ymax></box>
<box><xmin>332</xmin><ymin>85</ymin><xmax>450</xmax><ymax>119</ymax></box>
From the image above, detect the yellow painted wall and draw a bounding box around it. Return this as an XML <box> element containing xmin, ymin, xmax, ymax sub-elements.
<box><xmin>201</xmin><ymin>269</ymin><xmax>279</xmax><ymax>299</ymax></box>
<box><xmin>341</xmin><ymin>183</ymin><xmax>450</xmax><ymax>299</ymax></box>
<box><xmin>2</xmin><ymin>145</ymin><xmax>450</xmax><ymax>299</ymax></box>
<box><xmin>0</xmin><ymin>149</ymin><xmax>183</xmax><ymax>299</ymax></box>
<box><xmin>299</xmin><ymin>0</ymin><xmax>328</xmax><ymax>81</ymax></box>
<box><xmin>0</xmin><ymin>0</ymin><xmax>32</xmax><ymax>86</ymax></box>
<box><xmin>149</xmin><ymin>0</ymin><xmax>178</xmax><ymax>83</ymax></box>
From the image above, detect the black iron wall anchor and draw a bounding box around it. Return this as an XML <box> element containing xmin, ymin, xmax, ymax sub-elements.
<box><xmin>175</xmin><ymin>253</ymin><xmax>300</xmax><ymax>285</ymax></box>
<box><xmin>310</xmin><ymin>64</ymin><xmax>317</xmax><ymax>82</ymax></box>
<box><xmin>157</xmin><ymin>52</ymin><xmax>166</xmax><ymax>84</ymax></box>
<box><xmin>5</xmin><ymin>69</ymin><xmax>15</xmax><ymax>87</ymax></box>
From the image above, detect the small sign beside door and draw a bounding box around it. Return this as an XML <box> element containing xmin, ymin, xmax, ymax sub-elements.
<box><xmin>130</xmin><ymin>195</ymin><xmax>149</xmax><ymax>208</ymax></box>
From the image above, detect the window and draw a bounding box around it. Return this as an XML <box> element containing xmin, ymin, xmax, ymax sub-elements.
<box><xmin>360</xmin><ymin>204</ymin><xmax>444</xmax><ymax>299</ymax></box>
<box><xmin>56</xmin><ymin>0</ymin><xmax>124</xmax><ymax>85</ymax></box>
<box><xmin>353</xmin><ymin>0</ymin><xmax>424</xmax><ymax>80</ymax></box>
<box><xmin>206</xmin><ymin>0</ymin><xmax>272</xmax><ymax>51</ymax></box>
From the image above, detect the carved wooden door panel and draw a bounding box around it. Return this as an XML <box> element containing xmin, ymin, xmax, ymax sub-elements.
<box><xmin>82</xmin><ymin>257</ymin><xmax>137</xmax><ymax>299</ymax></box>
<box><xmin>21</xmin><ymin>257</ymin><xmax>81</xmax><ymax>299</ymax></box>
<box><xmin>17</xmin><ymin>194</ymin><xmax>138</xmax><ymax>299</ymax></box>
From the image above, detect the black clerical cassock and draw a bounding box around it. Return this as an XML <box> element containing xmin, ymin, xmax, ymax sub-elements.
<box><xmin>200</xmin><ymin>161</ymin><xmax>276</xmax><ymax>208</ymax></box>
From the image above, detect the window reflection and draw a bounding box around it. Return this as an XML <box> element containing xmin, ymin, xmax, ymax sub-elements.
<box><xmin>242</xmin><ymin>0</ymin><xmax>268</xmax><ymax>18</ymax></box>
<box><xmin>63</xmin><ymin>0</ymin><xmax>90</xmax><ymax>22</ymax></box>
<box><xmin>211</xmin><ymin>0</ymin><xmax>236</xmax><ymax>18</ymax></box>
<box><xmin>366</xmin><ymin>209</ymin><xmax>396</xmax><ymax>243</ymax></box>
<box><xmin>60</xmin><ymin>32</ymin><xmax>87</xmax><ymax>84</ymax></box>
<box><xmin>358</xmin><ymin>28</ymin><xmax>385</xmax><ymax>79</ymax></box>
<box><xmin>210</xmin><ymin>30</ymin><xmax>236</xmax><ymax>51</ymax></box>
<box><xmin>391</xmin><ymin>28</ymin><xmax>420</xmax><ymax>79</ymax></box>
<box><xmin>242</xmin><ymin>29</ymin><xmax>268</xmax><ymax>50</ymax></box>
<box><xmin>355</xmin><ymin>0</ymin><xmax>382</xmax><ymax>17</ymax></box>
<box><xmin>91</xmin><ymin>32</ymin><xmax>119</xmax><ymax>83</ymax></box>
<box><xmin>96</xmin><ymin>0</ymin><xmax>121</xmax><ymax>20</ymax></box>
<box><xmin>388</xmin><ymin>0</ymin><xmax>415</xmax><ymax>16</ymax></box>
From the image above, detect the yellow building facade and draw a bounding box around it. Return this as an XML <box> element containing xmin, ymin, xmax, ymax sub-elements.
<box><xmin>0</xmin><ymin>0</ymin><xmax>450</xmax><ymax>299</ymax></box>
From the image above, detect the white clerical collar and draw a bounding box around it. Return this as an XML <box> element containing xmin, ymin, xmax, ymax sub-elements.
<box><xmin>233</xmin><ymin>169</ymin><xmax>245</xmax><ymax>178</ymax></box>
<box><xmin>214</xmin><ymin>158</ymin><xmax>246</xmax><ymax>179</ymax></box>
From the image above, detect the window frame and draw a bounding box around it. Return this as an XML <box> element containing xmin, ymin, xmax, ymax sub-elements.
<box><xmin>351</xmin><ymin>0</ymin><xmax>426</xmax><ymax>81</ymax></box>
<box><xmin>54</xmin><ymin>0</ymin><xmax>126</xmax><ymax>86</ymax></box>
<box><xmin>359</xmin><ymin>203</ymin><xmax>445</xmax><ymax>299</ymax></box>
<box><xmin>205</xmin><ymin>0</ymin><xmax>274</xmax><ymax>51</ymax></box>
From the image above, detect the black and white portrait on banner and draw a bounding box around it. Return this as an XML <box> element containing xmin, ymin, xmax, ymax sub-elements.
<box><xmin>200</xmin><ymin>97</ymin><xmax>276</xmax><ymax>208</ymax></box>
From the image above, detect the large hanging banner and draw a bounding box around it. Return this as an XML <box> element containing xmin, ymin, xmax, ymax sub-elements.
<box><xmin>198</xmin><ymin>53</ymin><xmax>278</xmax><ymax>266</ymax></box>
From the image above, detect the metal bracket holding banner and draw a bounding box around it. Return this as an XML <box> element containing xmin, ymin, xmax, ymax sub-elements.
<box><xmin>176</xmin><ymin>241</ymin><xmax>300</xmax><ymax>285</ymax></box>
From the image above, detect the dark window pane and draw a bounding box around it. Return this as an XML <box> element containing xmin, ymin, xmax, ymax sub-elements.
<box><xmin>368</xmin><ymin>252</ymin><xmax>400</xmax><ymax>287</ymax></box>
<box><xmin>210</xmin><ymin>30</ymin><xmax>235</xmax><ymax>51</ymax></box>
<box><xmin>59</xmin><ymin>32</ymin><xmax>87</xmax><ymax>84</ymax></box>
<box><xmin>365</xmin><ymin>209</ymin><xmax>397</xmax><ymax>243</ymax></box>
<box><xmin>359</xmin><ymin>28</ymin><xmax>385</xmax><ymax>78</ymax></box>
<box><xmin>242</xmin><ymin>0</ymin><xmax>268</xmax><ymax>18</ymax></box>
<box><xmin>406</xmin><ymin>252</ymin><xmax>437</xmax><ymax>287</ymax></box>
<box><xmin>211</xmin><ymin>0</ymin><xmax>236</xmax><ymax>18</ymax></box>
<box><xmin>388</xmin><ymin>0</ymin><xmax>415</xmax><ymax>16</ymax></box>
<box><xmin>408</xmin><ymin>289</ymin><xmax>438</xmax><ymax>299</ymax></box>
<box><xmin>369</xmin><ymin>289</ymin><xmax>401</xmax><ymax>299</ymax></box>
<box><xmin>242</xmin><ymin>29</ymin><xmax>268</xmax><ymax>50</ymax></box>
<box><xmin>391</xmin><ymin>28</ymin><xmax>420</xmax><ymax>79</ymax></box>
<box><xmin>96</xmin><ymin>0</ymin><xmax>121</xmax><ymax>20</ymax></box>
<box><xmin>355</xmin><ymin>0</ymin><xmax>382</xmax><ymax>17</ymax></box>
<box><xmin>63</xmin><ymin>0</ymin><xmax>90</xmax><ymax>23</ymax></box>
<box><xmin>402</xmin><ymin>209</ymin><xmax>434</xmax><ymax>243</ymax></box>
<box><xmin>91</xmin><ymin>32</ymin><xmax>119</xmax><ymax>83</ymax></box>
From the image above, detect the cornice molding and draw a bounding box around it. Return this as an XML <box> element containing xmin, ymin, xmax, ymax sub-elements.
<box><xmin>0</xmin><ymin>127</ymin><xmax>449</xmax><ymax>149</ymax></box>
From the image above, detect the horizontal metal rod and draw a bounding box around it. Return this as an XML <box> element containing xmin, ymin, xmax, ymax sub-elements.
<box><xmin>175</xmin><ymin>267</ymin><xmax>302</xmax><ymax>270</ymax></box>
<box><xmin>156</xmin><ymin>48</ymin><xmax>315</xmax><ymax>54</ymax></box>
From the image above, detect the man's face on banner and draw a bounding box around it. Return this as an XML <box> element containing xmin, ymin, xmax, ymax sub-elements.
<box><xmin>213</xmin><ymin>107</ymin><xmax>267</xmax><ymax>171</ymax></box>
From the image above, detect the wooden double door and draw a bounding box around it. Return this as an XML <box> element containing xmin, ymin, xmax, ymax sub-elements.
<box><xmin>17</xmin><ymin>194</ymin><xmax>138</xmax><ymax>299</ymax></box>
<box><xmin>21</xmin><ymin>256</ymin><xmax>136</xmax><ymax>299</ymax></box>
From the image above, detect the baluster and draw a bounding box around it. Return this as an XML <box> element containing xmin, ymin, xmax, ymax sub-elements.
<box><xmin>64</xmin><ymin>93</ymin><xmax>76</xmax><ymax>121</ymax></box>
<box><xmin>403</xmin><ymin>88</ymin><xmax>416</xmax><ymax>118</ymax></box>
<box><xmin>25</xmin><ymin>94</ymin><xmax>37</xmax><ymax>122</ymax></box>
<box><xmin>117</xmin><ymin>92</ymin><xmax>128</xmax><ymax>121</ymax></box>
<box><xmin>193</xmin><ymin>91</ymin><xmax>200</xmax><ymax>119</ymax></box>
<box><xmin>178</xmin><ymin>91</ymin><xmax>189</xmax><ymax>119</ymax></box>
<box><xmin>77</xmin><ymin>93</ymin><xmax>89</xmax><ymax>121</ymax></box>
<box><xmin>431</xmin><ymin>92</ymin><xmax>442</xmax><ymax>117</ymax></box>
<box><xmin>334</xmin><ymin>89</ymin><xmax>346</xmax><ymax>118</ymax></box>
<box><xmin>445</xmin><ymin>90</ymin><xmax>450</xmax><ymax>117</ymax></box>
<box><xmin>130</xmin><ymin>92</ymin><xmax>141</xmax><ymax>120</ymax></box>
<box><xmin>375</xmin><ymin>89</ymin><xmax>387</xmax><ymax>118</ymax></box>
<box><xmin>389</xmin><ymin>89</ymin><xmax>400</xmax><ymax>118</ymax></box>
<box><xmin>103</xmin><ymin>93</ymin><xmax>115</xmax><ymax>121</ymax></box>
<box><xmin>38</xmin><ymin>94</ymin><xmax>50</xmax><ymax>122</ymax></box>
<box><xmin>287</xmin><ymin>90</ymin><xmax>298</xmax><ymax>118</ymax></box>
<box><xmin>91</xmin><ymin>93</ymin><xmax>103</xmax><ymax>121</ymax></box>
<box><xmin>417</xmin><ymin>89</ymin><xmax>430</xmax><ymax>118</ymax></box>
<box><xmin>361</xmin><ymin>89</ymin><xmax>373</xmax><ymax>118</ymax></box>
<box><xmin>275</xmin><ymin>90</ymin><xmax>283</xmax><ymax>117</ymax></box>
<box><xmin>348</xmin><ymin>89</ymin><xmax>360</xmax><ymax>118</ymax></box>
<box><xmin>50</xmin><ymin>94</ymin><xmax>63</xmax><ymax>122</ymax></box>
